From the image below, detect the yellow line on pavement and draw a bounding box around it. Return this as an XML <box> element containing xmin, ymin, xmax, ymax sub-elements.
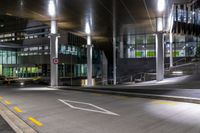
<box><xmin>154</xmin><ymin>100</ymin><xmax>177</xmax><ymax>106</ymax></box>
<box><xmin>28</xmin><ymin>117</ymin><xmax>43</xmax><ymax>126</ymax></box>
<box><xmin>5</xmin><ymin>100</ymin><xmax>12</xmax><ymax>105</ymax></box>
<box><xmin>14</xmin><ymin>106</ymin><xmax>23</xmax><ymax>113</ymax></box>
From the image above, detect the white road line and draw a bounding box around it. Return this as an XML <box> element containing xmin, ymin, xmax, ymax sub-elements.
<box><xmin>58</xmin><ymin>99</ymin><xmax>119</xmax><ymax>116</ymax></box>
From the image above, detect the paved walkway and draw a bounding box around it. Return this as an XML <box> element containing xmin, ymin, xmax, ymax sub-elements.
<box><xmin>58</xmin><ymin>76</ymin><xmax>200</xmax><ymax>103</ymax></box>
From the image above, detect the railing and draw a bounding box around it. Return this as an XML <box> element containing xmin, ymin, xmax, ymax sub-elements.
<box><xmin>173</xmin><ymin>58</ymin><xmax>187</xmax><ymax>66</ymax></box>
<box><xmin>116</xmin><ymin>72</ymin><xmax>148</xmax><ymax>84</ymax></box>
<box><xmin>165</xmin><ymin>57</ymin><xmax>187</xmax><ymax>69</ymax></box>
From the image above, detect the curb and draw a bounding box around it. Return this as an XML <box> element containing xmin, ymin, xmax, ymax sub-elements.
<box><xmin>59</xmin><ymin>88</ymin><xmax>200</xmax><ymax>104</ymax></box>
<box><xmin>0</xmin><ymin>102</ymin><xmax>37</xmax><ymax>133</ymax></box>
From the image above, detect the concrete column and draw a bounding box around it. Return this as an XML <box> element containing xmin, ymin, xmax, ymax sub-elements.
<box><xmin>169</xmin><ymin>32</ymin><xmax>173</xmax><ymax>67</ymax></box>
<box><xmin>49</xmin><ymin>0</ymin><xmax>59</xmax><ymax>87</ymax></box>
<box><xmin>156</xmin><ymin>32</ymin><xmax>164</xmax><ymax>81</ymax></box>
<box><xmin>113</xmin><ymin>0</ymin><xmax>117</xmax><ymax>85</ymax></box>
<box><xmin>87</xmin><ymin>35</ymin><xmax>93</xmax><ymax>86</ymax></box>
<box><xmin>50</xmin><ymin>19</ymin><xmax>58</xmax><ymax>86</ymax></box>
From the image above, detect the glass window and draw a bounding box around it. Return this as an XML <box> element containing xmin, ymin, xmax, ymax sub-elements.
<box><xmin>136</xmin><ymin>45</ymin><xmax>146</xmax><ymax>58</ymax></box>
<box><xmin>2</xmin><ymin>51</ymin><xmax>7</xmax><ymax>64</ymax></box>
<box><xmin>29</xmin><ymin>47</ymin><xmax>38</xmax><ymax>51</ymax></box>
<box><xmin>39</xmin><ymin>46</ymin><xmax>42</xmax><ymax>50</ymax></box>
<box><xmin>135</xmin><ymin>35</ymin><xmax>145</xmax><ymax>58</ymax></box>
<box><xmin>136</xmin><ymin>35</ymin><xmax>144</xmax><ymax>44</ymax></box>
<box><xmin>11</xmin><ymin>51</ymin><xmax>16</xmax><ymax>64</ymax></box>
<box><xmin>146</xmin><ymin>44</ymin><xmax>155</xmax><ymax>57</ymax></box>
<box><xmin>147</xmin><ymin>35</ymin><xmax>155</xmax><ymax>44</ymax></box>
<box><xmin>60</xmin><ymin>45</ymin><xmax>66</xmax><ymax>54</ymax></box>
<box><xmin>44</xmin><ymin>46</ymin><xmax>49</xmax><ymax>50</ymax></box>
<box><xmin>0</xmin><ymin>50</ymin><xmax>2</xmax><ymax>64</ymax></box>
<box><xmin>7</xmin><ymin>51</ymin><xmax>12</xmax><ymax>64</ymax></box>
<box><xmin>24</xmin><ymin>48</ymin><xmax>29</xmax><ymax>52</ymax></box>
<box><xmin>175</xmin><ymin>42</ymin><xmax>186</xmax><ymax>57</ymax></box>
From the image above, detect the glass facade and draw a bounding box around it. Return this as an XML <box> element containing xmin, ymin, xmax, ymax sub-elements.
<box><xmin>0</xmin><ymin>50</ymin><xmax>16</xmax><ymax>64</ymax></box>
<box><xmin>124</xmin><ymin>34</ymin><xmax>156</xmax><ymax>58</ymax></box>
<box><xmin>3</xmin><ymin>66</ymin><xmax>41</xmax><ymax>77</ymax></box>
<box><xmin>0</xmin><ymin>50</ymin><xmax>17</xmax><ymax>77</ymax></box>
<box><xmin>174</xmin><ymin>5</ymin><xmax>199</xmax><ymax>24</ymax></box>
<box><xmin>123</xmin><ymin>34</ymin><xmax>198</xmax><ymax>59</ymax></box>
<box><xmin>121</xmin><ymin>3</ymin><xmax>200</xmax><ymax>59</ymax></box>
<box><xmin>165</xmin><ymin>35</ymin><xmax>198</xmax><ymax>57</ymax></box>
<box><xmin>0</xmin><ymin>30</ymin><xmax>102</xmax><ymax>79</ymax></box>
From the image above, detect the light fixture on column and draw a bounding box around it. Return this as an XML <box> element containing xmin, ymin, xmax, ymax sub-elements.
<box><xmin>20</xmin><ymin>0</ymin><xmax>24</xmax><ymax>6</ymax></box>
<box><xmin>48</xmin><ymin>0</ymin><xmax>56</xmax><ymax>17</ymax></box>
<box><xmin>157</xmin><ymin>0</ymin><xmax>165</xmax><ymax>13</ymax></box>
<box><xmin>85</xmin><ymin>22</ymin><xmax>91</xmax><ymax>35</ymax></box>
<box><xmin>157</xmin><ymin>17</ymin><xmax>163</xmax><ymax>32</ymax></box>
<box><xmin>85</xmin><ymin>21</ymin><xmax>91</xmax><ymax>44</ymax></box>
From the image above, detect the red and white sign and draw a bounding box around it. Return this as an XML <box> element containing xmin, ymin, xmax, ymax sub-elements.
<box><xmin>53</xmin><ymin>58</ymin><xmax>59</xmax><ymax>64</ymax></box>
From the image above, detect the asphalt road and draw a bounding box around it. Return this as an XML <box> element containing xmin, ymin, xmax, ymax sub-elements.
<box><xmin>0</xmin><ymin>86</ymin><xmax>200</xmax><ymax>133</ymax></box>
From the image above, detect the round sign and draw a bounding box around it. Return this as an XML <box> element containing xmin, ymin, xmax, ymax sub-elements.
<box><xmin>53</xmin><ymin>58</ymin><xmax>59</xmax><ymax>64</ymax></box>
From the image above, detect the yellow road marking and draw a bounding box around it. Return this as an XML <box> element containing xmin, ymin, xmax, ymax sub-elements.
<box><xmin>153</xmin><ymin>100</ymin><xmax>177</xmax><ymax>106</ymax></box>
<box><xmin>14</xmin><ymin>106</ymin><xmax>23</xmax><ymax>113</ymax></box>
<box><xmin>5</xmin><ymin>100</ymin><xmax>12</xmax><ymax>105</ymax></box>
<box><xmin>28</xmin><ymin>117</ymin><xmax>43</xmax><ymax>126</ymax></box>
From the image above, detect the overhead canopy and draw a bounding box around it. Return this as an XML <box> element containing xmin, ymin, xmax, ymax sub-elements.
<box><xmin>0</xmin><ymin>0</ymin><xmax>191</xmax><ymax>42</ymax></box>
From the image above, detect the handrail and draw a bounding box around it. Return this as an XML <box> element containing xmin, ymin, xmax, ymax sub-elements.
<box><xmin>116</xmin><ymin>72</ymin><xmax>146</xmax><ymax>84</ymax></box>
<box><xmin>173</xmin><ymin>58</ymin><xmax>187</xmax><ymax>66</ymax></box>
<box><xmin>165</xmin><ymin>57</ymin><xmax>187</xmax><ymax>68</ymax></box>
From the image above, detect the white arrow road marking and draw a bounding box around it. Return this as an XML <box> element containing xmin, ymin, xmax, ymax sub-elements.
<box><xmin>58</xmin><ymin>99</ymin><xmax>119</xmax><ymax>116</ymax></box>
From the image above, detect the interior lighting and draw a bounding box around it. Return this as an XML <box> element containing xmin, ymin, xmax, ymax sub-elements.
<box><xmin>48</xmin><ymin>0</ymin><xmax>56</xmax><ymax>17</ymax></box>
<box><xmin>157</xmin><ymin>0</ymin><xmax>165</xmax><ymax>12</ymax></box>
<box><xmin>172</xmin><ymin>71</ymin><xmax>183</xmax><ymax>75</ymax></box>
<box><xmin>20</xmin><ymin>0</ymin><xmax>24</xmax><ymax>6</ymax></box>
<box><xmin>20</xmin><ymin>82</ymin><xmax>24</xmax><ymax>86</ymax></box>
<box><xmin>85</xmin><ymin>22</ymin><xmax>91</xmax><ymax>34</ymax></box>
<box><xmin>157</xmin><ymin>18</ymin><xmax>163</xmax><ymax>31</ymax></box>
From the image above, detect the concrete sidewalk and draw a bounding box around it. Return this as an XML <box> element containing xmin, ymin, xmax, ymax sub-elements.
<box><xmin>57</xmin><ymin>76</ymin><xmax>200</xmax><ymax>104</ymax></box>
